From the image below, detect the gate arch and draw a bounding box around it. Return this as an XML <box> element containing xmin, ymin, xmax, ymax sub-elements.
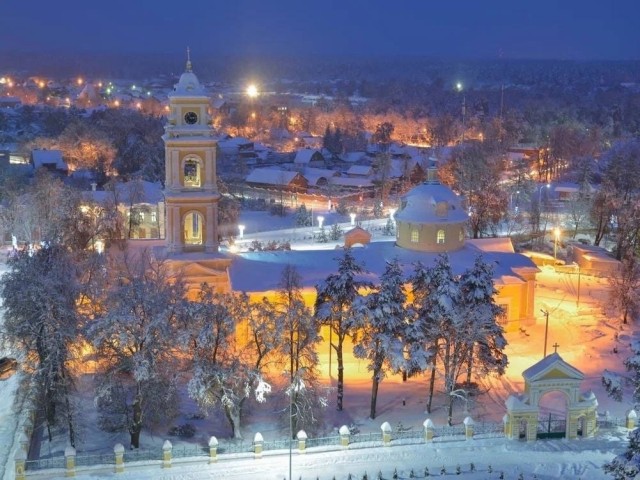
<box><xmin>504</xmin><ymin>353</ymin><xmax>598</xmax><ymax>441</ymax></box>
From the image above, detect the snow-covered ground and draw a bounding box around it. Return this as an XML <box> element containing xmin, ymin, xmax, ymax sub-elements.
<box><xmin>0</xmin><ymin>213</ymin><xmax>635</xmax><ymax>479</ymax></box>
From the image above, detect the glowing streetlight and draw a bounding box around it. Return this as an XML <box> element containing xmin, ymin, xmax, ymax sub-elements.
<box><xmin>350</xmin><ymin>213</ymin><xmax>356</xmax><ymax>226</ymax></box>
<box><xmin>538</xmin><ymin>183</ymin><xmax>551</xmax><ymax>203</ymax></box>
<box><xmin>238</xmin><ymin>224</ymin><xmax>245</xmax><ymax>239</ymax></box>
<box><xmin>77</xmin><ymin>77</ymin><xmax>83</xmax><ymax>86</ymax></box>
<box><xmin>553</xmin><ymin>227</ymin><xmax>560</xmax><ymax>262</ymax></box>
<box><xmin>317</xmin><ymin>216</ymin><xmax>324</xmax><ymax>229</ymax></box>
<box><xmin>455</xmin><ymin>82</ymin><xmax>466</xmax><ymax>143</ymax></box>
<box><xmin>246</xmin><ymin>84</ymin><xmax>258</xmax><ymax>98</ymax></box>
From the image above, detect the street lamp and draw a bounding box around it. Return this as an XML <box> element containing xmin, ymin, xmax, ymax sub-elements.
<box><xmin>238</xmin><ymin>224</ymin><xmax>245</xmax><ymax>239</ymax></box>
<box><xmin>456</xmin><ymin>82</ymin><xmax>466</xmax><ymax>143</ymax></box>
<box><xmin>538</xmin><ymin>183</ymin><xmax>551</xmax><ymax>203</ymax></box>
<box><xmin>246</xmin><ymin>84</ymin><xmax>258</xmax><ymax>98</ymax></box>
<box><xmin>541</xmin><ymin>309</ymin><xmax>550</xmax><ymax>357</ymax></box>
<box><xmin>389</xmin><ymin>208</ymin><xmax>397</xmax><ymax>223</ymax></box>
<box><xmin>553</xmin><ymin>227</ymin><xmax>560</xmax><ymax>262</ymax></box>
<box><xmin>317</xmin><ymin>216</ymin><xmax>324</xmax><ymax>229</ymax></box>
<box><xmin>350</xmin><ymin>213</ymin><xmax>356</xmax><ymax>226</ymax></box>
<box><xmin>572</xmin><ymin>262</ymin><xmax>582</xmax><ymax>308</ymax></box>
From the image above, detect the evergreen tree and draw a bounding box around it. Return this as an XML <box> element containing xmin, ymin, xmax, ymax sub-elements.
<box><xmin>330</xmin><ymin>223</ymin><xmax>343</xmax><ymax>241</ymax></box>
<box><xmin>295</xmin><ymin>204</ymin><xmax>312</xmax><ymax>227</ymax></box>
<box><xmin>458</xmin><ymin>255</ymin><xmax>508</xmax><ymax>386</ymax></box>
<box><xmin>315</xmin><ymin>249</ymin><xmax>371</xmax><ymax>410</ymax></box>
<box><xmin>351</xmin><ymin>258</ymin><xmax>407</xmax><ymax>419</ymax></box>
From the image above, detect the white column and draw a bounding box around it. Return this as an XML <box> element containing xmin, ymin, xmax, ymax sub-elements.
<box><xmin>173</xmin><ymin>206</ymin><xmax>182</xmax><ymax>252</ymax></box>
<box><xmin>172</xmin><ymin>150</ymin><xmax>180</xmax><ymax>189</ymax></box>
<box><xmin>205</xmin><ymin>205</ymin><xmax>216</xmax><ymax>252</ymax></box>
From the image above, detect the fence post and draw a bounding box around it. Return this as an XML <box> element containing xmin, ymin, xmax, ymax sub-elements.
<box><xmin>14</xmin><ymin>449</ymin><xmax>26</xmax><ymax>480</ymax></box>
<box><xmin>162</xmin><ymin>440</ymin><xmax>172</xmax><ymax>468</ymax></box>
<box><xmin>502</xmin><ymin>414</ymin><xmax>510</xmax><ymax>438</ymax></box>
<box><xmin>339</xmin><ymin>425</ymin><xmax>350</xmax><ymax>448</ymax></box>
<box><xmin>114</xmin><ymin>443</ymin><xmax>125</xmax><ymax>473</ymax></box>
<box><xmin>296</xmin><ymin>430</ymin><xmax>307</xmax><ymax>453</ymax></box>
<box><xmin>463</xmin><ymin>417</ymin><xmax>474</xmax><ymax>440</ymax></box>
<box><xmin>18</xmin><ymin>432</ymin><xmax>29</xmax><ymax>453</ymax></box>
<box><xmin>423</xmin><ymin>419</ymin><xmax>434</xmax><ymax>442</ymax></box>
<box><xmin>380</xmin><ymin>421</ymin><xmax>392</xmax><ymax>446</ymax></box>
<box><xmin>208</xmin><ymin>436</ymin><xmax>218</xmax><ymax>463</ymax></box>
<box><xmin>253</xmin><ymin>432</ymin><xmax>263</xmax><ymax>458</ymax></box>
<box><xmin>64</xmin><ymin>446</ymin><xmax>76</xmax><ymax>477</ymax></box>
<box><xmin>627</xmin><ymin>410</ymin><xmax>637</xmax><ymax>430</ymax></box>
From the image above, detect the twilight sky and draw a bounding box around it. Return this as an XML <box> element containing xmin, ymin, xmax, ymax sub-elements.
<box><xmin>0</xmin><ymin>0</ymin><xmax>638</xmax><ymax>60</ymax></box>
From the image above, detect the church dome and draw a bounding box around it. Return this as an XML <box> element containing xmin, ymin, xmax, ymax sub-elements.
<box><xmin>395</xmin><ymin>181</ymin><xmax>468</xmax><ymax>253</ymax></box>
<box><xmin>173</xmin><ymin>71</ymin><xmax>205</xmax><ymax>96</ymax></box>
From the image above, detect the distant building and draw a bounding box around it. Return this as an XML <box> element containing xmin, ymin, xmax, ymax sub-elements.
<box><xmin>32</xmin><ymin>149</ymin><xmax>67</xmax><ymax>173</ymax></box>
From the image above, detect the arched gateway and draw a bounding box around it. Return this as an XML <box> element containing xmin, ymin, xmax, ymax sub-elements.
<box><xmin>504</xmin><ymin>353</ymin><xmax>598</xmax><ymax>441</ymax></box>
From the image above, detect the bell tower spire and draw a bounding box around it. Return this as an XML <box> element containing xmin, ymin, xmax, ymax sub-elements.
<box><xmin>186</xmin><ymin>46</ymin><xmax>192</xmax><ymax>73</ymax></box>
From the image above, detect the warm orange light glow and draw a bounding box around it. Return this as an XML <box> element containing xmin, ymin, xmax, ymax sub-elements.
<box><xmin>77</xmin><ymin>77</ymin><xmax>84</xmax><ymax>86</ymax></box>
<box><xmin>38</xmin><ymin>81</ymin><xmax>45</xmax><ymax>89</ymax></box>
<box><xmin>113</xmin><ymin>100</ymin><xmax>120</xmax><ymax>107</ymax></box>
<box><xmin>246</xmin><ymin>84</ymin><xmax>258</xmax><ymax>98</ymax></box>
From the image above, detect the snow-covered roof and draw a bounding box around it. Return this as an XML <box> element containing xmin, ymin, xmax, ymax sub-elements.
<box><xmin>339</xmin><ymin>151</ymin><xmax>367</xmax><ymax>163</ymax></box>
<box><xmin>304</xmin><ymin>167</ymin><xmax>337</xmax><ymax>177</ymax></box>
<box><xmin>245</xmin><ymin>168</ymin><xmax>301</xmax><ymax>186</ymax></box>
<box><xmin>229</xmin><ymin>240</ymin><xmax>537</xmax><ymax>293</ymax></box>
<box><xmin>467</xmin><ymin>238</ymin><xmax>515</xmax><ymax>254</ymax></box>
<box><xmin>395</xmin><ymin>183</ymin><xmax>468</xmax><ymax>224</ymax></box>
<box><xmin>522</xmin><ymin>353</ymin><xmax>584</xmax><ymax>382</ymax></box>
<box><xmin>170</xmin><ymin>64</ymin><xmax>206</xmax><ymax>97</ymax></box>
<box><xmin>294</xmin><ymin>149</ymin><xmax>322</xmax><ymax>164</ymax></box>
<box><xmin>328</xmin><ymin>177</ymin><xmax>374</xmax><ymax>188</ymax></box>
<box><xmin>347</xmin><ymin>165</ymin><xmax>373</xmax><ymax>176</ymax></box>
<box><xmin>32</xmin><ymin>149</ymin><xmax>67</xmax><ymax>171</ymax></box>
<box><xmin>85</xmin><ymin>180</ymin><xmax>164</xmax><ymax>205</ymax></box>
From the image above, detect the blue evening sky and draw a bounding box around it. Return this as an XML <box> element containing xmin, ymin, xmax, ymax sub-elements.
<box><xmin>0</xmin><ymin>0</ymin><xmax>637</xmax><ymax>60</ymax></box>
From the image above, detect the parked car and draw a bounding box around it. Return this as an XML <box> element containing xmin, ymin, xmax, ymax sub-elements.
<box><xmin>0</xmin><ymin>357</ymin><xmax>18</xmax><ymax>378</ymax></box>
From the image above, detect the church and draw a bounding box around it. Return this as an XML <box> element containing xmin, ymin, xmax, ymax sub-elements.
<box><xmin>157</xmin><ymin>58</ymin><xmax>539</xmax><ymax>334</ymax></box>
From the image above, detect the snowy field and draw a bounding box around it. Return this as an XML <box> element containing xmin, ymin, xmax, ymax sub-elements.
<box><xmin>0</xmin><ymin>212</ymin><xmax>636</xmax><ymax>479</ymax></box>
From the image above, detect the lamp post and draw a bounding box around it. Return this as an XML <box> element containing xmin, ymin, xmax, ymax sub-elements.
<box><xmin>238</xmin><ymin>224</ymin><xmax>245</xmax><ymax>240</ymax></box>
<box><xmin>317</xmin><ymin>216</ymin><xmax>324</xmax><ymax>229</ymax></box>
<box><xmin>538</xmin><ymin>183</ymin><xmax>551</xmax><ymax>204</ymax></box>
<box><xmin>573</xmin><ymin>262</ymin><xmax>581</xmax><ymax>308</ymax></box>
<box><xmin>389</xmin><ymin>208</ymin><xmax>397</xmax><ymax>223</ymax></box>
<box><xmin>456</xmin><ymin>82</ymin><xmax>466</xmax><ymax>143</ymax></box>
<box><xmin>350</xmin><ymin>213</ymin><xmax>356</xmax><ymax>226</ymax></box>
<box><xmin>541</xmin><ymin>309</ymin><xmax>550</xmax><ymax>357</ymax></box>
<box><xmin>553</xmin><ymin>227</ymin><xmax>560</xmax><ymax>262</ymax></box>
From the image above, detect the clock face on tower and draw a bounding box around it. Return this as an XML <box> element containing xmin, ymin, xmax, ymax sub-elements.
<box><xmin>184</xmin><ymin>111</ymin><xmax>198</xmax><ymax>125</ymax></box>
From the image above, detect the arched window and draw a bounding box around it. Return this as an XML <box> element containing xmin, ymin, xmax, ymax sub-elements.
<box><xmin>437</xmin><ymin>229</ymin><xmax>445</xmax><ymax>244</ymax></box>
<box><xmin>183</xmin><ymin>158</ymin><xmax>201</xmax><ymax>187</ymax></box>
<box><xmin>459</xmin><ymin>228</ymin><xmax>465</xmax><ymax>242</ymax></box>
<box><xmin>411</xmin><ymin>230</ymin><xmax>419</xmax><ymax>243</ymax></box>
<box><xmin>184</xmin><ymin>211</ymin><xmax>203</xmax><ymax>245</ymax></box>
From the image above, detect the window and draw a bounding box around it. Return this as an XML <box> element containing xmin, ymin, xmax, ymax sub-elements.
<box><xmin>498</xmin><ymin>304</ymin><xmax>509</xmax><ymax>325</ymax></box>
<box><xmin>151</xmin><ymin>211</ymin><xmax>157</xmax><ymax>223</ymax></box>
<box><xmin>437</xmin><ymin>229</ymin><xmax>445</xmax><ymax>244</ymax></box>
<box><xmin>184</xmin><ymin>212</ymin><xmax>203</xmax><ymax>245</ymax></box>
<box><xmin>183</xmin><ymin>158</ymin><xmax>201</xmax><ymax>187</ymax></box>
<box><xmin>411</xmin><ymin>230</ymin><xmax>419</xmax><ymax>243</ymax></box>
<box><xmin>139</xmin><ymin>212</ymin><xmax>145</xmax><ymax>222</ymax></box>
<box><xmin>459</xmin><ymin>228</ymin><xmax>464</xmax><ymax>242</ymax></box>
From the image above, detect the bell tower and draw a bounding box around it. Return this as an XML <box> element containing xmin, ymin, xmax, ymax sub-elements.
<box><xmin>164</xmin><ymin>49</ymin><xmax>219</xmax><ymax>254</ymax></box>
<box><xmin>162</xmin><ymin>51</ymin><xmax>231</xmax><ymax>292</ymax></box>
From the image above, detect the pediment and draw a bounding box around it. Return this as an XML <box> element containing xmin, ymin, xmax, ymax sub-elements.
<box><xmin>522</xmin><ymin>353</ymin><xmax>584</xmax><ymax>382</ymax></box>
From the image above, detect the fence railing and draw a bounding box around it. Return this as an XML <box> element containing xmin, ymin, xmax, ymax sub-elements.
<box><xmin>23</xmin><ymin>416</ymin><xmax>629</xmax><ymax>477</ymax></box>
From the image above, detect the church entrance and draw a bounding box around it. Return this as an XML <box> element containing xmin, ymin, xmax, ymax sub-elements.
<box><xmin>536</xmin><ymin>390</ymin><xmax>567</xmax><ymax>439</ymax></box>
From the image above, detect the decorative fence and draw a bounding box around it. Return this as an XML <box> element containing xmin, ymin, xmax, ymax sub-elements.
<box><xmin>16</xmin><ymin>414</ymin><xmax>635</xmax><ymax>479</ymax></box>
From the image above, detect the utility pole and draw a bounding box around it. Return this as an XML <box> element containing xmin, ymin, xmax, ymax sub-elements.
<box><xmin>541</xmin><ymin>309</ymin><xmax>550</xmax><ymax>357</ymax></box>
